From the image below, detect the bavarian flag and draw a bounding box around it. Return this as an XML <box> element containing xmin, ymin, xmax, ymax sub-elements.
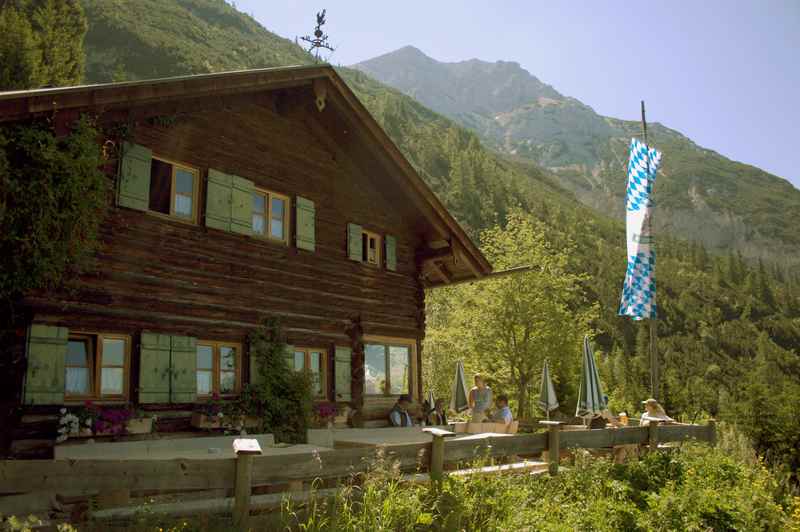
<box><xmin>619</xmin><ymin>138</ymin><xmax>662</xmax><ymax>320</ymax></box>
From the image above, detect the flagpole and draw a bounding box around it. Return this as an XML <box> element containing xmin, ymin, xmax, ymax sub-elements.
<box><xmin>641</xmin><ymin>100</ymin><xmax>660</xmax><ymax>401</ymax></box>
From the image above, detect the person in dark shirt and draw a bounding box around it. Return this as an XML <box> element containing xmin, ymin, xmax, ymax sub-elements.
<box><xmin>389</xmin><ymin>394</ymin><xmax>414</xmax><ymax>427</ymax></box>
<box><xmin>426</xmin><ymin>398</ymin><xmax>448</xmax><ymax>426</ymax></box>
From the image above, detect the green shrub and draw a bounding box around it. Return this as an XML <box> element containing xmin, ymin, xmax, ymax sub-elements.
<box><xmin>243</xmin><ymin>317</ymin><xmax>313</xmax><ymax>443</ymax></box>
<box><xmin>279</xmin><ymin>445</ymin><xmax>796</xmax><ymax>531</ymax></box>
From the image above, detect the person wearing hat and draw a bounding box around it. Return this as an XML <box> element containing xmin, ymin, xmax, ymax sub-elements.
<box><xmin>640</xmin><ymin>398</ymin><xmax>674</xmax><ymax>426</ymax></box>
<box><xmin>389</xmin><ymin>394</ymin><xmax>414</xmax><ymax>427</ymax></box>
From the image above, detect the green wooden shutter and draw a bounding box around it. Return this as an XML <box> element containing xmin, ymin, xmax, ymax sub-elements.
<box><xmin>334</xmin><ymin>346</ymin><xmax>352</xmax><ymax>402</ymax></box>
<box><xmin>206</xmin><ymin>169</ymin><xmax>233</xmax><ymax>231</ymax></box>
<box><xmin>295</xmin><ymin>197</ymin><xmax>316</xmax><ymax>252</ymax></box>
<box><xmin>23</xmin><ymin>324</ymin><xmax>68</xmax><ymax>405</ymax></box>
<box><xmin>139</xmin><ymin>332</ymin><xmax>171</xmax><ymax>404</ymax></box>
<box><xmin>385</xmin><ymin>235</ymin><xmax>397</xmax><ymax>271</ymax></box>
<box><xmin>231</xmin><ymin>175</ymin><xmax>254</xmax><ymax>235</ymax></box>
<box><xmin>117</xmin><ymin>142</ymin><xmax>152</xmax><ymax>211</ymax></box>
<box><xmin>170</xmin><ymin>335</ymin><xmax>197</xmax><ymax>403</ymax></box>
<box><xmin>347</xmin><ymin>223</ymin><xmax>362</xmax><ymax>262</ymax></box>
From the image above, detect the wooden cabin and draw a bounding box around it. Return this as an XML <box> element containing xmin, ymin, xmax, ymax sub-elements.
<box><xmin>0</xmin><ymin>65</ymin><xmax>491</xmax><ymax>449</ymax></box>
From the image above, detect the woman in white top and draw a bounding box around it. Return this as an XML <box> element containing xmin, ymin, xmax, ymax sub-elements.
<box><xmin>468</xmin><ymin>374</ymin><xmax>493</xmax><ymax>422</ymax></box>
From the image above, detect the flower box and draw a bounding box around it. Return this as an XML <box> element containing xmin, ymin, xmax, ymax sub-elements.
<box><xmin>69</xmin><ymin>428</ymin><xmax>94</xmax><ymax>439</ymax></box>
<box><xmin>95</xmin><ymin>417</ymin><xmax>154</xmax><ymax>436</ymax></box>
<box><xmin>191</xmin><ymin>412</ymin><xmax>224</xmax><ymax>430</ymax></box>
<box><xmin>191</xmin><ymin>413</ymin><xmax>260</xmax><ymax>431</ymax></box>
<box><xmin>125</xmin><ymin>417</ymin><xmax>154</xmax><ymax>434</ymax></box>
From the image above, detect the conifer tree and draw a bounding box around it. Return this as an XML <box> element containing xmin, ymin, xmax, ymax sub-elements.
<box><xmin>0</xmin><ymin>5</ymin><xmax>40</xmax><ymax>90</ymax></box>
<box><xmin>0</xmin><ymin>0</ymin><xmax>86</xmax><ymax>90</ymax></box>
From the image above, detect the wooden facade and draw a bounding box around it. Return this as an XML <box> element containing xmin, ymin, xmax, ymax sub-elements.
<box><xmin>0</xmin><ymin>66</ymin><xmax>491</xmax><ymax>446</ymax></box>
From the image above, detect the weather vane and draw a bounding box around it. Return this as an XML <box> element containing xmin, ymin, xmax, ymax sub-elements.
<box><xmin>299</xmin><ymin>9</ymin><xmax>335</xmax><ymax>61</ymax></box>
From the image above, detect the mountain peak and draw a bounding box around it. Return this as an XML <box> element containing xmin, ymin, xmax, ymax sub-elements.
<box><xmin>393</xmin><ymin>45</ymin><xmax>429</xmax><ymax>57</ymax></box>
<box><xmin>353</xmin><ymin>48</ymin><xmax>563</xmax><ymax>117</ymax></box>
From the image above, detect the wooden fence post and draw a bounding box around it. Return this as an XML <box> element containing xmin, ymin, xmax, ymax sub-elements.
<box><xmin>232</xmin><ymin>439</ymin><xmax>262</xmax><ymax>530</ymax></box>
<box><xmin>539</xmin><ymin>421</ymin><xmax>562</xmax><ymax>476</ymax></box>
<box><xmin>423</xmin><ymin>427</ymin><xmax>455</xmax><ymax>483</ymax></box>
<box><xmin>648</xmin><ymin>421</ymin><xmax>660</xmax><ymax>453</ymax></box>
<box><xmin>707</xmin><ymin>419</ymin><xmax>717</xmax><ymax>446</ymax></box>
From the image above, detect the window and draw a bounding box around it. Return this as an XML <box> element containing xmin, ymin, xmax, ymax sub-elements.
<box><xmin>196</xmin><ymin>341</ymin><xmax>241</xmax><ymax>397</ymax></box>
<box><xmin>362</xmin><ymin>230</ymin><xmax>381</xmax><ymax>266</ymax></box>
<box><xmin>64</xmin><ymin>333</ymin><xmax>129</xmax><ymax>400</ymax></box>
<box><xmin>148</xmin><ymin>157</ymin><xmax>199</xmax><ymax>222</ymax></box>
<box><xmin>363</xmin><ymin>339</ymin><xmax>414</xmax><ymax>396</ymax></box>
<box><xmin>292</xmin><ymin>347</ymin><xmax>327</xmax><ymax>397</ymax></box>
<box><xmin>252</xmin><ymin>188</ymin><xmax>289</xmax><ymax>243</ymax></box>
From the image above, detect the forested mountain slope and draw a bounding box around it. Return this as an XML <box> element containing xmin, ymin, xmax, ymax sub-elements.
<box><xmin>76</xmin><ymin>0</ymin><xmax>799</xmax><ymax>473</ymax></box>
<box><xmin>354</xmin><ymin>46</ymin><xmax>800</xmax><ymax>269</ymax></box>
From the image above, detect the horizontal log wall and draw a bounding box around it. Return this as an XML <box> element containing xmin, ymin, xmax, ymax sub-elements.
<box><xmin>23</xmin><ymin>90</ymin><xmax>427</xmax><ymax>411</ymax></box>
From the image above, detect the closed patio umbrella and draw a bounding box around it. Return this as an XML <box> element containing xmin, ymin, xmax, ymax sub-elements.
<box><xmin>576</xmin><ymin>335</ymin><xmax>608</xmax><ymax>419</ymax></box>
<box><xmin>450</xmin><ymin>360</ymin><xmax>469</xmax><ymax>413</ymax></box>
<box><xmin>538</xmin><ymin>359</ymin><xmax>559</xmax><ymax>420</ymax></box>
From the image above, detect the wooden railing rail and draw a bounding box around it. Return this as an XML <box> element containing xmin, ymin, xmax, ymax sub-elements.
<box><xmin>0</xmin><ymin>421</ymin><xmax>716</xmax><ymax>526</ymax></box>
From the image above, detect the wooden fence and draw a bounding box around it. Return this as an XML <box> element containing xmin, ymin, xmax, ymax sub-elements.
<box><xmin>0</xmin><ymin>421</ymin><xmax>715</xmax><ymax>527</ymax></box>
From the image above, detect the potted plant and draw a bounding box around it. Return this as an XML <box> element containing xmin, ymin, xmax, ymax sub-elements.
<box><xmin>56</xmin><ymin>405</ymin><xmax>94</xmax><ymax>443</ymax></box>
<box><xmin>92</xmin><ymin>405</ymin><xmax>156</xmax><ymax>436</ymax></box>
<box><xmin>94</xmin><ymin>406</ymin><xmax>132</xmax><ymax>436</ymax></box>
<box><xmin>192</xmin><ymin>392</ymin><xmax>226</xmax><ymax>429</ymax></box>
<box><xmin>226</xmin><ymin>387</ymin><xmax>263</xmax><ymax>431</ymax></box>
<box><xmin>313</xmin><ymin>402</ymin><xmax>338</xmax><ymax>429</ymax></box>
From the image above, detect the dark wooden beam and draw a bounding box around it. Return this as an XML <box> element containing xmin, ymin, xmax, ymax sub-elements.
<box><xmin>427</xmin><ymin>261</ymin><xmax>451</xmax><ymax>284</ymax></box>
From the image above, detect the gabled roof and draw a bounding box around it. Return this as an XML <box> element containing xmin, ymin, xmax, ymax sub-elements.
<box><xmin>0</xmin><ymin>65</ymin><xmax>492</xmax><ymax>285</ymax></box>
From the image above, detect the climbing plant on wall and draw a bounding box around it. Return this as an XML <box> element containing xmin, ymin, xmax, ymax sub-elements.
<box><xmin>0</xmin><ymin>115</ymin><xmax>106</xmax><ymax>302</ymax></box>
<box><xmin>245</xmin><ymin>317</ymin><xmax>313</xmax><ymax>443</ymax></box>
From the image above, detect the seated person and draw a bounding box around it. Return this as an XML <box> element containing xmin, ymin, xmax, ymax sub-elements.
<box><xmin>640</xmin><ymin>398</ymin><xmax>675</xmax><ymax>426</ymax></box>
<box><xmin>491</xmin><ymin>394</ymin><xmax>513</xmax><ymax>424</ymax></box>
<box><xmin>426</xmin><ymin>398</ymin><xmax>448</xmax><ymax>426</ymax></box>
<box><xmin>388</xmin><ymin>394</ymin><xmax>414</xmax><ymax>427</ymax></box>
<box><xmin>588</xmin><ymin>414</ymin><xmax>606</xmax><ymax>429</ymax></box>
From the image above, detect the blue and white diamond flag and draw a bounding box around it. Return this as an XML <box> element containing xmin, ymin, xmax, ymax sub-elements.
<box><xmin>619</xmin><ymin>138</ymin><xmax>662</xmax><ymax>320</ymax></box>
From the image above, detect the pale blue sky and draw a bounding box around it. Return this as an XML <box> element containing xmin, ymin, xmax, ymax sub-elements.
<box><xmin>237</xmin><ymin>0</ymin><xmax>800</xmax><ymax>188</ymax></box>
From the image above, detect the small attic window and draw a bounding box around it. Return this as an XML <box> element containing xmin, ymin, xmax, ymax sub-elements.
<box><xmin>361</xmin><ymin>230</ymin><xmax>381</xmax><ymax>266</ymax></box>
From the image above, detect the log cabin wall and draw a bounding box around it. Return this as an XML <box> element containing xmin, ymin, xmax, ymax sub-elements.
<box><xmin>20</xmin><ymin>88</ymin><xmax>427</xmax><ymax>434</ymax></box>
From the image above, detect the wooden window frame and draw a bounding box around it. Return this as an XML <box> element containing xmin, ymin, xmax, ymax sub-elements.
<box><xmin>293</xmin><ymin>347</ymin><xmax>328</xmax><ymax>398</ymax></box>
<box><xmin>64</xmin><ymin>332</ymin><xmax>131</xmax><ymax>403</ymax></box>
<box><xmin>363</xmin><ymin>336</ymin><xmax>416</xmax><ymax>398</ymax></box>
<box><xmin>196</xmin><ymin>340</ymin><xmax>243</xmax><ymax>399</ymax></box>
<box><xmin>362</xmin><ymin>229</ymin><xmax>382</xmax><ymax>267</ymax></box>
<box><xmin>149</xmin><ymin>155</ymin><xmax>200</xmax><ymax>224</ymax></box>
<box><xmin>253</xmin><ymin>187</ymin><xmax>290</xmax><ymax>245</ymax></box>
